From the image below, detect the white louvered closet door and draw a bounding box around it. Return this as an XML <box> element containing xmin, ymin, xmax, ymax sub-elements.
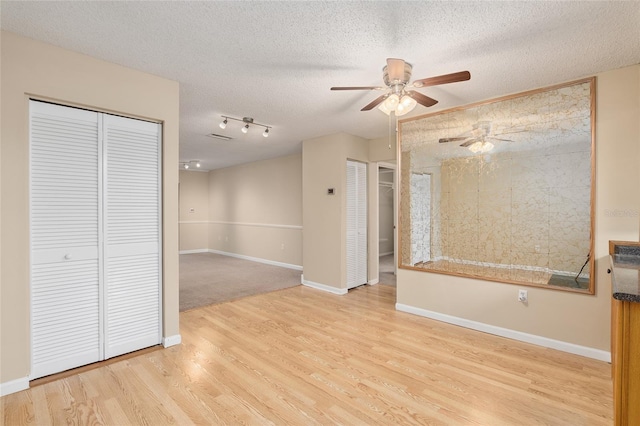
<box><xmin>30</xmin><ymin>101</ymin><xmax>162</xmax><ymax>379</ymax></box>
<box><xmin>30</xmin><ymin>101</ymin><xmax>102</xmax><ymax>379</ymax></box>
<box><xmin>103</xmin><ymin>115</ymin><xmax>161</xmax><ymax>358</ymax></box>
<box><xmin>346</xmin><ymin>160</ymin><xmax>367</xmax><ymax>289</ymax></box>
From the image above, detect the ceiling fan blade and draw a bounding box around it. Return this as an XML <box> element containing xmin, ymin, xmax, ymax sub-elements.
<box><xmin>460</xmin><ymin>139</ymin><xmax>478</xmax><ymax>148</ymax></box>
<box><xmin>439</xmin><ymin>137</ymin><xmax>468</xmax><ymax>143</ymax></box>
<box><xmin>331</xmin><ymin>86</ymin><xmax>384</xmax><ymax>91</ymax></box>
<box><xmin>386</xmin><ymin>58</ymin><xmax>406</xmax><ymax>81</ymax></box>
<box><xmin>407</xmin><ymin>90</ymin><xmax>438</xmax><ymax>108</ymax></box>
<box><xmin>361</xmin><ymin>94</ymin><xmax>389</xmax><ymax>111</ymax></box>
<box><xmin>412</xmin><ymin>70</ymin><xmax>471</xmax><ymax>88</ymax></box>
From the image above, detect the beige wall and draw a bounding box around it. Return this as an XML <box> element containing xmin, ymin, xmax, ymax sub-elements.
<box><xmin>369</xmin><ymin>135</ymin><xmax>397</xmax><ymax>162</ymax></box>
<box><xmin>208</xmin><ymin>153</ymin><xmax>302</xmax><ymax>267</ymax></box>
<box><xmin>0</xmin><ymin>31</ymin><xmax>180</xmax><ymax>384</ymax></box>
<box><xmin>302</xmin><ymin>133</ymin><xmax>370</xmax><ymax>289</ymax></box>
<box><xmin>397</xmin><ymin>64</ymin><xmax>640</xmax><ymax>352</ymax></box>
<box><xmin>179</xmin><ymin>171</ymin><xmax>210</xmax><ymax>251</ymax></box>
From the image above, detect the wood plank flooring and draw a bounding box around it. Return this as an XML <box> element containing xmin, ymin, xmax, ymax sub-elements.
<box><xmin>1</xmin><ymin>284</ymin><xmax>613</xmax><ymax>424</ymax></box>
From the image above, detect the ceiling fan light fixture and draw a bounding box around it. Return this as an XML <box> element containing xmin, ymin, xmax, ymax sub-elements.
<box><xmin>383</xmin><ymin>94</ymin><xmax>400</xmax><ymax>111</ymax></box>
<box><xmin>468</xmin><ymin>140</ymin><xmax>494</xmax><ymax>154</ymax></box>
<box><xmin>395</xmin><ymin>94</ymin><xmax>417</xmax><ymax>116</ymax></box>
<box><xmin>377</xmin><ymin>101</ymin><xmax>393</xmax><ymax>116</ymax></box>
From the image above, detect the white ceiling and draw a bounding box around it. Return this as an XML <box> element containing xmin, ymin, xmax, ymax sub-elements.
<box><xmin>2</xmin><ymin>1</ymin><xmax>639</xmax><ymax>171</ymax></box>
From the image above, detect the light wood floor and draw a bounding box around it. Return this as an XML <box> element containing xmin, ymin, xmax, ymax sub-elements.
<box><xmin>1</xmin><ymin>284</ymin><xmax>613</xmax><ymax>424</ymax></box>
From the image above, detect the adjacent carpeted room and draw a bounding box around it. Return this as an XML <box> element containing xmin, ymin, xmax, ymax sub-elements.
<box><xmin>179</xmin><ymin>252</ymin><xmax>302</xmax><ymax>311</ymax></box>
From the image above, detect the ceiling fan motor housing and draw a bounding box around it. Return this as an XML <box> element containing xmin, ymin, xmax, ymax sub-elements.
<box><xmin>383</xmin><ymin>61</ymin><xmax>412</xmax><ymax>87</ymax></box>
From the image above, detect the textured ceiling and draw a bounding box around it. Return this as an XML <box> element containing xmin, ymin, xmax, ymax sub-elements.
<box><xmin>2</xmin><ymin>1</ymin><xmax>639</xmax><ymax>170</ymax></box>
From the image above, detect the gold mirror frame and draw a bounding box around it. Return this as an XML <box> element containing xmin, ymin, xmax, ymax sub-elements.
<box><xmin>398</xmin><ymin>78</ymin><xmax>595</xmax><ymax>294</ymax></box>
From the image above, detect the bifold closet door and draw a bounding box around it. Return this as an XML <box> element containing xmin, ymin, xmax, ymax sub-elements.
<box><xmin>103</xmin><ymin>115</ymin><xmax>161</xmax><ymax>358</ymax></box>
<box><xmin>30</xmin><ymin>101</ymin><xmax>102</xmax><ymax>379</ymax></box>
<box><xmin>30</xmin><ymin>101</ymin><xmax>162</xmax><ymax>379</ymax></box>
<box><xmin>346</xmin><ymin>160</ymin><xmax>367</xmax><ymax>289</ymax></box>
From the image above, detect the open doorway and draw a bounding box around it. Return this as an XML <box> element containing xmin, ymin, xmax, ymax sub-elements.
<box><xmin>378</xmin><ymin>163</ymin><xmax>396</xmax><ymax>286</ymax></box>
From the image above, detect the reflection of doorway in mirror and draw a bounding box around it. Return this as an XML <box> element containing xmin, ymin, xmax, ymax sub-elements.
<box><xmin>410</xmin><ymin>173</ymin><xmax>431</xmax><ymax>265</ymax></box>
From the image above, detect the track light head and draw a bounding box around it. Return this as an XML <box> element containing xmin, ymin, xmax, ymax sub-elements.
<box><xmin>219</xmin><ymin>118</ymin><xmax>227</xmax><ymax>129</ymax></box>
<box><xmin>184</xmin><ymin>163</ymin><xmax>189</xmax><ymax>169</ymax></box>
<box><xmin>263</xmin><ymin>128</ymin><xmax>269</xmax><ymax>138</ymax></box>
<box><xmin>196</xmin><ymin>161</ymin><xmax>201</xmax><ymax>168</ymax></box>
<box><xmin>242</xmin><ymin>124</ymin><xmax>249</xmax><ymax>134</ymax></box>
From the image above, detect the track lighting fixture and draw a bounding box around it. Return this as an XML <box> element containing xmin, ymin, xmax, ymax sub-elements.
<box><xmin>180</xmin><ymin>160</ymin><xmax>202</xmax><ymax>170</ymax></box>
<box><xmin>218</xmin><ymin>115</ymin><xmax>272</xmax><ymax>138</ymax></box>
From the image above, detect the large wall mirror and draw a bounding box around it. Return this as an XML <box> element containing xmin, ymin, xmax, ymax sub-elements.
<box><xmin>398</xmin><ymin>78</ymin><xmax>595</xmax><ymax>294</ymax></box>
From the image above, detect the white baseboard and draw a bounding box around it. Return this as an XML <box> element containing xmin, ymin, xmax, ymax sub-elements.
<box><xmin>379</xmin><ymin>251</ymin><xmax>394</xmax><ymax>257</ymax></box>
<box><xmin>208</xmin><ymin>249</ymin><xmax>303</xmax><ymax>271</ymax></box>
<box><xmin>0</xmin><ymin>377</ymin><xmax>29</xmax><ymax>397</ymax></box>
<box><xmin>301</xmin><ymin>275</ymin><xmax>347</xmax><ymax>295</ymax></box>
<box><xmin>395</xmin><ymin>303</ymin><xmax>611</xmax><ymax>362</ymax></box>
<box><xmin>162</xmin><ymin>334</ymin><xmax>182</xmax><ymax>348</ymax></box>
<box><xmin>368</xmin><ymin>278</ymin><xmax>379</xmax><ymax>285</ymax></box>
<box><xmin>179</xmin><ymin>249</ymin><xmax>209</xmax><ymax>254</ymax></box>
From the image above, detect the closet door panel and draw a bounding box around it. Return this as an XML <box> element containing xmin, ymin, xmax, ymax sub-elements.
<box><xmin>356</xmin><ymin>161</ymin><xmax>368</xmax><ymax>285</ymax></box>
<box><xmin>346</xmin><ymin>160</ymin><xmax>367</xmax><ymax>289</ymax></box>
<box><xmin>346</xmin><ymin>161</ymin><xmax>357</xmax><ymax>288</ymax></box>
<box><xmin>103</xmin><ymin>115</ymin><xmax>161</xmax><ymax>358</ymax></box>
<box><xmin>30</xmin><ymin>101</ymin><xmax>101</xmax><ymax>379</ymax></box>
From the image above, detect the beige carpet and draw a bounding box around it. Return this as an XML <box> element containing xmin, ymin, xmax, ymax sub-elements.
<box><xmin>179</xmin><ymin>253</ymin><xmax>301</xmax><ymax>311</ymax></box>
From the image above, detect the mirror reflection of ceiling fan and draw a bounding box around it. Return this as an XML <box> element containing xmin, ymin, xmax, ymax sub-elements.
<box><xmin>439</xmin><ymin>121</ymin><xmax>524</xmax><ymax>153</ymax></box>
<box><xmin>331</xmin><ymin>58</ymin><xmax>470</xmax><ymax>116</ymax></box>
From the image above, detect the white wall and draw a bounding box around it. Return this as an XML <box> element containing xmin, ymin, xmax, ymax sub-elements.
<box><xmin>396</xmin><ymin>65</ymin><xmax>640</xmax><ymax>357</ymax></box>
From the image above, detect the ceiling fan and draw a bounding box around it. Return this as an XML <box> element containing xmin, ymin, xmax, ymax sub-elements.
<box><xmin>439</xmin><ymin>121</ymin><xmax>519</xmax><ymax>153</ymax></box>
<box><xmin>331</xmin><ymin>58</ymin><xmax>470</xmax><ymax>116</ymax></box>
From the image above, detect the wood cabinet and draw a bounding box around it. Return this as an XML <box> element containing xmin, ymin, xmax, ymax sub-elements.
<box><xmin>612</xmin><ymin>299</ymin><xmax>640</xmax><ymax>425</ymax></box>
<box><xmin>610</xmin><ymin>240</ymin><xmax>640</xmax><ymax>425</ymax></box>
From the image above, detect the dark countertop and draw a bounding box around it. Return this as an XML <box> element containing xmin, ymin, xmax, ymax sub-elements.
<box><xmin>610</xmin><ymin>252</ymin><xmax>640</xmax><ymax>303</ymax></box>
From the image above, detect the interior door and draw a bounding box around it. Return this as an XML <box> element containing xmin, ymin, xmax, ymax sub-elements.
<box><xmin>30</xmin><ymin>101</ymin><xmax>102</xmax><ymax>379</ymax></box>
<box><xmin>347</xmin><ymin>160</ymin><xmax>367</xmax><ymax>289</ymax></box>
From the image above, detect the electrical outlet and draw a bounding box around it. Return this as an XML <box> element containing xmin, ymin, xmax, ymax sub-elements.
<box><xmin>518</xmin><ymin>289</ymin><xmax>528</xmax><ymax>303</ymax></box>
<box><xmin>534</xmin><ymin>245</ymin><xmax>540</xmax><ymax>253</ymax></box>
<box><xmin>281</xmin><ymin>243</ymin><xmax>285</xmax><ymax>250</ymax></box>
